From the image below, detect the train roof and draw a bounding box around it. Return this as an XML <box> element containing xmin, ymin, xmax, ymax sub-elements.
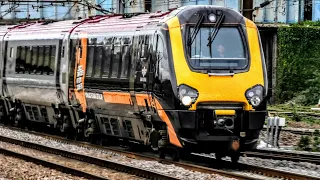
<box><xmin>0</xmin><ymin>25</ymin><xmax>15</xmax><ymax>40</ymax></box>
<box><xmin>3</xmin><ymin>5</ymin><xmax>244</xmax><ymax>41</ymax></box>
<box><xmin>4</xmin><ymin>11</ymin><xmax>171</xmax><ymax>41</ymax></box>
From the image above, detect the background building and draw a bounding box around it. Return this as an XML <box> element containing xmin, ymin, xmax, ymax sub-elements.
<box><xmin>0</xmin><ymin>0</ymin><xmax>239</xmax><ymax>23</ymax></box>
<box><xmin>0</xmin><ymin>0</ymin><xmax>319</xmax><ymax>24</ymax></box>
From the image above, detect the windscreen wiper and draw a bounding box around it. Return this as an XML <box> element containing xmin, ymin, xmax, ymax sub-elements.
<box><xmin>188</xmin><ymin>14</ymin><xmax>205</xmax><ymax>46</ymax></box>
<box><xmin>207</xmin><ymin>14</ymin><xmax>225</xmax><ymax>47</ymax></box>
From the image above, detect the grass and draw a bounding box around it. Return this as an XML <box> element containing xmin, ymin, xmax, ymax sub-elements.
<box><xmin>267</xmin><ymin>104</ymin><xmax>320</xmax><ymax>152</ymax></box>
<box><xmin>267</xmin><ymin>103</ymin><xmax>320</xmax><ymax>129</ymax></box>
<box><xmin>268</xmin><ymin>104</ymin><xmax>316</xmax><ymax>112</ymax></box>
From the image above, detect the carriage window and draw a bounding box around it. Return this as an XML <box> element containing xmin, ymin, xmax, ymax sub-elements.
<box><xmin>139</xmin><ymin>36</ymin><xmax>145</xmax><ymax>58</ymax></box>
<box><xmin>37</xmin><ymin>46</ymin><xmax>44</xmax><ymax>74</ymax></box>
<box><xmin>20</xmin><ymin>46</ymin><xmax>26</xmax><ymax>64</ymax></box>
<box><xmin>14</xmin><ymin>44</ymin><xmax>55</xmax><ymax>75</ymax></box>
<box><xmin>102</xmin><ymin>45</ymin><xmax>112</xmax><ymax>78</ymax></box>
<box><xmin>101</xmin><ymin>37</ymin><xmax>113</xmax><ymax>78</ymax></box>
<box><xmin>44</xmin><ymin>46</ymin><xmax>50</xmax><ymax>70</ymax></box>
<box><xmin>9</xmin><ymin>47</ymin><xmax>13</xmax><ymax>57</ymax></box>
<box><xmin>120</xmin><ymin>37</ymin><xmax>131</xmax><ymax>78</ymax></box>
<box><xmin>49</xmin><ymin>46</ymin><xmax>56</xmax><ymax>75</ymax></box>
<box><xmin>86</xmin><ymin>45</ymin><xmax>94</xmax><ymax>77</ymax></box>
<box><xmin>31</xmin><ymin>46</ymin><xmax>38</xmax><ymax>73</ymax></box>
<box><xmin>86</xmin><ymin>38</ymin><xmax>98</xmax><ymax>78</ymax></box>
<box><xmin>157</xmin><ymin>36</ymin><xmax>165</xmax><ymax>65</ymax></box>
<box><xmin>15</xmin><ymin>46</ymin><xmax>24</xmax><ymax>73</ymax></box>
<box><xmin>144</xmin><ymin>35</ymin><xmax>150</xmax><ymax>58</ymax></box>
<box><xmin>112</xmin><ymin>46</ymin><xmax>120</xmax><ymax>78</ymax></box>
<box><xmin>96</xmin><ymin>36</ymin><xmax>104</xmax><ymax>45</ymax></box>
<box><xmin>70</xmin><ymin>39</ymin><xmax>78</xmax><ymax>75</ymax></box>
<box><xmin>157</xmin><ymin>35</ymin><xmax>169</xmax><ymax>79</ymax></box>
<box><xmin>94</xmin><ymin>46</ymin><xmax>103</xmax><ymax>78</ymax></box>
<box><xmin>25</xmin><ymin>46</ymin><xmax>32</xmax><ymax>73</ymax></box>
<box><xmin>111</xmin><ymin>37</ymin><xmax>121</xmax><ymax>78</ymax></box>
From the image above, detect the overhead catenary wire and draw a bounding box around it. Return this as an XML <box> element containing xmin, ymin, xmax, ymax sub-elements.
<box><xmin>0</xmin><ymin>0</ymin><xmax>317</xmax><ymax>22</ymax></box>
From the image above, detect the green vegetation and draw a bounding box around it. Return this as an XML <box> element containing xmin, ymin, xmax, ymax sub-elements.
<box><xmin>268</xmin><ymin>103</ymin><xmax>315</xmax><ymax>112</ymax></box>
<box><xmin>296</xmin><ymin>134</ymin><xmax>320</xmax><ymax>152</ymax></box>
<box><xmin>313</xmin><ymin>136</ymin><xmax>320</xmax><ymax>152</ymax></box>
<box><xmin>294</xmin><ymin>20</ymin><xmax>320</xmax><ymax>26</ymax></box>
<box><xmin>276</xmin><ymin>23</ymin><xmax>320</xmax><ymax>106</ymax></box>
<box><xmin>267</xmin><ymin>103</ymin><xmax>320</xmax><ymax>128</ymax></box>
<box><xmin>297</xmin><ymin>135</ymin><xmax>312</xmax><ymax>151</ymax></box>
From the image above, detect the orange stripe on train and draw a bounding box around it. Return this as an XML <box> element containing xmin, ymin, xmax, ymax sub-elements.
<box><xmin>102</xmin><ymin>92</ymin><xmax>182</xmax><ymax>147</ymax></box>
<box><xmin>102</xmin><ymin>92</ymin><xmax>131</xmax><ymax>105</ymax></box>
<box><xmin>132</xmin><ymin>93</ymin><xmax>182</xmax><ymax>148</ymax></box>
<box><xmin>73</xmin><ymin>34</ymin><xmax>88</xmax><ymax>112</ymax></box>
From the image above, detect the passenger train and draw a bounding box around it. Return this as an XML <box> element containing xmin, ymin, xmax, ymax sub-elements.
<box><xmin>0</xmin><ymin>5</ymin><xmax>268</xmax><ymax>162</ymax></box>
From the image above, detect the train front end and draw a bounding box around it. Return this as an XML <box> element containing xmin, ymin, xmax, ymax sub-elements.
<box><xmin>164</xmin><ymin>5</ymin><xmax>268</xmax><ymax>159</ymax></box>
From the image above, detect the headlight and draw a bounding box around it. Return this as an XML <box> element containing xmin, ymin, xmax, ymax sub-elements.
<box><xmin>250</xmin><ymin>96</ymin><xmax>261</xmax><ymax>107</ymax></box>
<box><xmin>178</xmin><ymin>84</ymin><xmax>198</xmax><ymax>106</ymax></box>
<box><xmin>245</xmin><ymin>85</ymin><xmax>264</xmax><ymax>108</ymax></box>
<box><xmin>181</xmin><ymin>96</ymin><xmax>192</xmax><ymax>106</ymax></box>
<box><xmin>208</xmin><ymin>13</ymin><xmax>216</xmax><ymax>22</ymax></box>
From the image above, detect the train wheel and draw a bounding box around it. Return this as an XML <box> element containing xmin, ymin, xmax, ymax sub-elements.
<box><xmin>73</xmin><ymin>127</ymin><xmax>82</xmax><ymax>141</ymax></box>
<box><xmin>171</xmin><ymin>148</ymin><xmax>180</xmax><ymax>162</ymax></box>
<box><xmin>96</xmin><ymin>137</ymin><xmax>107</xmax><ymax>146</ymax></box>
<box><xmin>65</xmin><ymin>127</ymin><xmax>75</xmax><ymax>140</ymax></box>
<box><xmin>26</xmin><ymin>121</ymin><xmax>35</xmax><ymax>131</ymax></box>
<box><xmin>0</xmin><ymin>102</ymin><xmax>6</xmax><ymax>122</ymax></box>
<box><xmin>88</xmin><ymin>134</ymin><xmax>100</xmax><ymax>145</ymax></box>
<box><xmin>159</xmin><ymin>148</ymin><xmax>165</xmax><ymax>159</ymax></box>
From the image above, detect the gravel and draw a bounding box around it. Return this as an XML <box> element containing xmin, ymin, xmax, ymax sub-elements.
<box><xmin>2</xmin><ymin>125</ymin><xmax>318</xmax><ymax>179</ymax></box>
<box><xmin>286</xmin><ymin>121</ymin><xmax>320</xmax><ymax>129</ymax></box>
<box><xmin>237</xmin><ymin>156</ymin><xmax>320</xmax><ymax>178</ymax></box>
<box><xmin>0</xmin><ymin>141</ymin><xmax>144</xmax><ymax>180</ymax></box>
<box><xmin>259</xmin><ymin>130</ymin><xmax>301</xmax><ymax>147</ymax></box>
<box><xmin>214</xmin><ymin>141</ymin><xmax>320</xmax><ymax>178</ymax></box>
<box><xmin>198</xmin><ymin>140</ymin><xmax>320</xmax><ymax>179</ymax></box>
<box><xmin>0</xmin><ymin>125</ymin><xmax>235</xmax><ymax>180</ymax></box>
<box><xmin>0</xmin><ymin>152</ymin><xmax>86</xmax><ymax>180</ymax></box>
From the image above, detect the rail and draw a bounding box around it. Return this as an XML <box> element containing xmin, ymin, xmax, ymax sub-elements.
<box><xmin>0</xmin><ymin>146</ymin><xmax>109</xmax><ymax>180</ymax></box>
<box><xmin>242</xmin><ymin>149</ymin><xmax>320</xmax><ymax>165</ymax></box>
<box><xmin>262</xmin><ymin>126</ymin><xmax>318</xmax><ymax>135</ymax></box>
<box><xmin>190</xmin><ymin>153</ymin><xmax>320</xmax><ymax>180</ymax></box>
<box><xmin>0</xmin><ymin>135</ymin><xmax>178</xmax><ymax>180</ymax></box>
<box><xmin>268</xmin><ymin>111</ymin><xmax>320</xmax><ymax>118</ymax></box>
<box><xmin>1</xmin><ymin>125</ymin><xmax>319</xmax><ymax>179</ymax></box>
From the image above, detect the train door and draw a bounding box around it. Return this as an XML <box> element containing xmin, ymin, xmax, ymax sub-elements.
<box><xmin>146</xmin><ymin>32</ymin><xmax>158</xmax><ymax>112</ymax></box>
<box><xmin>130</xmin><ymin>30</ymin><xmax>154</xmax><ymax>113</ymax></box>
<box><xmin>0</xmin><ymin>39</ymin><xmax>3</xmax><ymax>96</ymax></box>
<box><xmin>59</xmin><ymin>34</ymin><xmax>69</xmax><ymax>104</ymax></box>
<box><xmin>72</xmin><ymin>32</ymin><xmax>88</xmax><ymax>112</ymax></box>
<box><xmin>134</xmin><ymin>32</ymin><xmax>151</xmax><ymax>91</ymax></box>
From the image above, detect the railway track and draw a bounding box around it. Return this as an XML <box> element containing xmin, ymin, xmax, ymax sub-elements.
<box><xmin>187</xmin><ymin>153</ymin><xmax>320</xmax><ymax>180</ymax></box>
<box><xmin>0</xmin><ymin>133</ymin><xmax>178</xmax><ymax>180</ymax></box>
<box><xmin>268</xmin><ymin>111</ymin><xmax>320</xmax><ymax>117</ymax></box>
<box><xmin>0</xmin><ymin>126</ymin><xmax>252</xmax><ymax>180</ymax></box>
<box><xmin>265</xmin><ymin>111</ymin><xmax>320</xmax><ymax>135</ymax></box>
<box><xmin>0</xmin><ymin>125</ymin><xmax>319</xmax><ymax>180</ymax></box>
<box><xmin>242</xmin><ymin>149</ymin><xmax>320</xmax><ymax>165</ymax></box>
<box><xmin>0</xmin><ymin>146</ymin><xmax>109</xmax><ymax>180</ymax></box>
<box><xmin>262</xmin><ymin>127</ymin><xmax>317</xmax><ymax>135</ymax></box>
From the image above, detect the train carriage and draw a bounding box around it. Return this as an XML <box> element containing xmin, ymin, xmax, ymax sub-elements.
<box><xmin>0</xmin><ymin>5</ymin><xmax>268</xmax><ymax>162</ymax></box>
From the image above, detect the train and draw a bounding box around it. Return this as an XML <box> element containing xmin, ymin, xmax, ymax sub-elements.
<box><xmin>0</xmin><ymin>5</ymin><xmax>268</xmax><ymax>163</ymax></box>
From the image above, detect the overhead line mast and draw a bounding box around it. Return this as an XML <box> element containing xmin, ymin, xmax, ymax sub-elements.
<box><xmin>242</xmin><ymin>0</ymin><xmax>253</xmax><ymax>20</ymax></box>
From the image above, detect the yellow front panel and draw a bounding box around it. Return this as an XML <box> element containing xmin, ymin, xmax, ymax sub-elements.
<box><xmin>166</xmin><ymin>17</ymin><xmax>264</xmax><ymax>111</ymax></box>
